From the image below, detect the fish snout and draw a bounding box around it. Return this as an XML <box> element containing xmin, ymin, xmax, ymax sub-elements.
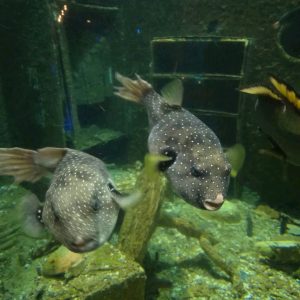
<box><xmin>70</xmin><ymin>237</ymin><xmax>99</xmax><ymax>253</ymax></box>
<box><xmin>203</xmin><ymin>193</ymin><xmax>224</xmax><ymax>211</ymax></box>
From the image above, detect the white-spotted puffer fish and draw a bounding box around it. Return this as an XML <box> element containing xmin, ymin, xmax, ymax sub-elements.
<box><xmin>115</xmin><ymin>74</ymin><xmax>231</xmax><ymax>210</ymax></box>
<box><xmin>0</xmin><ymin>147</ymin><xmax>140</xmax><ymax>252</ymax></box>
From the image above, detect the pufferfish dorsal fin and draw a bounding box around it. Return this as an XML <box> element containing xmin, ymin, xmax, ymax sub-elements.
<box><xmin>240</xmin><ymin>85</ymin><xmax>282</xmax><ymax>101</ymax></box>
<box><xmin>161</xmin><ymin>79</ymin><xmax>184</xmax><ymax>107</ymax></box>
<box><xmin>269</xmin><ymin>75</ymin><xmax>300</xmax><ymax>111</ymax></box>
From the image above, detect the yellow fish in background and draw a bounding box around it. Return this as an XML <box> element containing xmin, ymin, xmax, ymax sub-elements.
<box><xmin>241</xmin><ymin>75</ymin><xmax>300</xmax><ymax>112</ymax></box>
<box><xmin>240</xmin><ymin>75</ymin><xmax>300</xmax><ymax>166</ymax></box>
<box><xmin>224</xmin><ymin>144</ymin><xmax>246</xmax><ymax>178</ymax></box>
<box><xmin>269</xmin><ymin>76</ymin><xmax>300</xmax><ymax>110</ymax></box>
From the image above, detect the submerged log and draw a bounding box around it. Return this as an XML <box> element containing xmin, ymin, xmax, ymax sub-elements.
<box><xmin>118</xmin><ymin>154</ymin><xmax>167</xmax><ymax>263</ymax></box>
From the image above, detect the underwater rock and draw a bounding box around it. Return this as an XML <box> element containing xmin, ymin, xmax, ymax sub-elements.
<box><xmin>36</xmin><ymin>243</ymin><xmax>146</xmax><ymax>300</ymax></box>
<box><xmin>158</xmin><ymin>212</ymin><xmax>237</xmax><ymax>282</ymax></box>
<box><xmin>278</xmin><ymin>213</ymin><xmax>300</xmax><ymax>236</ymax></box>
<box><xmin>255</xmin><ymin>238</ymin><xmax>300</xmax><ymax>263</ymax></box>
<box><xmin>255</xmin><ymin>204</ymin><xmax>280</xmax><ymax>219</ymax></box>
<box><xmin>147</xmin><ymin>196</ymin><xmax>300</xmax><ymax>299</ymax></box>
<box><xmin>286</xmin><ymin>223</ymin><xmax>300</xmax><ymax>236</ymax></box>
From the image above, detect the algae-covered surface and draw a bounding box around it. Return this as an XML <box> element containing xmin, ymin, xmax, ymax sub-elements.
<box><xmin>146</xmin><ymin>194</ymin><xmax>300</xmax><ymax>299</ymax></box>
<box><xmin>35</xmin><ymin>243</ymin><xmax>146</xmax><ymax>300</ymax></box>
<box><xmin>118</xmin><ymin>154</ymin><xmax>167</xmax><ymax>263</ymax></box>
<box><xmin>0</xmin><ymin>184</ymin><xmax>51</xmax><ymax>299</ymax></box>
<box><xmin>0</xmin><ymin>168</ymin><xmax>300</xmax><ymax>299</ymax></box>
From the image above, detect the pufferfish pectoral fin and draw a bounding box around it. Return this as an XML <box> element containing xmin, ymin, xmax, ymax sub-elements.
<box><xmin>113</xmin><ymin>153</ymin><xmax>171</xmax><ymax>210</ymax></box>
<box><xmin>0</xmin><ymin>147</ymin><xmax>67</xmax><ymax>183</ymax></box>
<box><xmin>20</xmin><ymin>192</ymin><xmax>46</xmax><ymax>238</ymax></box>
<box><xmin>113</xmin><ymin>190</ymin><xmax>143</xmax><ymax>210</ymax></box>
<box><xmin>35</xmin><ymin>147</ymin><xmax>67</xmax><ymax>169</ymax></box>
<box><xmin>161</xmin><ymin>79</ymin><xmax>184</xmax><ymax>107</ymax></box>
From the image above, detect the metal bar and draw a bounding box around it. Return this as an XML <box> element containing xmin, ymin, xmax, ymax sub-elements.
<box><xmin>191</xmin><ymin>109</ymin><xmax>239</xmax><ymax>118</ymax></box>
<box><xmin>152</xmin><ymin>73</ymin><xmax>242</xmax><ymax>80</ymax></box>
<box><xmin>152</xmin><ymin>36</ymin><xmax>248</xmax><ymax>43</ymax></box>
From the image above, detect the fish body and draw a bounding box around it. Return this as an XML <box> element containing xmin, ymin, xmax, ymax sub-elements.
<box><xmin>240</xmin><ymin>75</ymin><xmax>300</xmax><ymax>166</ymax></box>
<box><xmin>115</xmin><ymin>74</ymin><xmax>231</xmax><ymax>210</ymax></box>
<box><xmin>42</xmin><ymin>149</ymin><xmax>120</xmax><ymax>253</ymax></box>
<box><xmin>0</xmin><ymin>147</ymin><xmax>139</xmax><ymax>252</ymax></box>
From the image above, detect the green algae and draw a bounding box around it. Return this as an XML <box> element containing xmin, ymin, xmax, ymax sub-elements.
<box><xmin>0</xmin><ymin>183</ymin><xmax>146</xmax><ymax>300</ymax></box>
<box><xmin>35</xmin><ymin>243</ymin><xmax>146</xmax><ymax>300</ymax></box>
<box><xmin>118</xmin><ymin>153</ymin><xmax>167</xmax><ymax>263</ymax></box>
<box><xmin>118</xmin><ymin>154</ymin><xmax>169</xmax><ymax>263</ymax></box>
<box><xmin>1</xmin><ymin>173</ymin><xmax>300</xmax><ymax>299</ymax></box>
<box><xmin>255</xmin><ymin>238</ymin><xmax>300</xmax><ymax>263</ymax></box>
<box><xmin>158</xmin><ymin>211</ymin><xmax>237</xmax><ymax>282</ymax></box>
<box><xmin>146</xmin><ymin>194</ymin><xmax>300</xmax><ymax>299</ymax></box>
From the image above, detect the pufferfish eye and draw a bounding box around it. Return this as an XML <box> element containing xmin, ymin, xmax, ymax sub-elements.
<box><xmin>191</xmin><ymin>166</ymin><xmax>208</xmax><ymax>178</ymax></box>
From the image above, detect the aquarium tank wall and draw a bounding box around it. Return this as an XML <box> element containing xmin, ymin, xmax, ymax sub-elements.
<box><xmin>0</xmin><ymin>0</ymin><xmax>300</xmax><ymax>299</ymax></box>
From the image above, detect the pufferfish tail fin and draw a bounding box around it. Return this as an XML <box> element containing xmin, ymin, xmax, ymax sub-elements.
<box><xmin>0</xmin><ymin>147</ymin><xmax>67</xmax><ymax>183</ymax></box>
<box><xmin>114</xmin><ymin>73</ymin><xmax>152</xmax><ymax>103</ymax></box>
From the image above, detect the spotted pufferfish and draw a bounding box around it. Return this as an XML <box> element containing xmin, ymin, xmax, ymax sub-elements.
<box><xmin>115</xmin><ymin>73</ymin><xmax>231</xmax><ymax>210</ymax></box>
<box><xmin>0</xmin><ymin>147</ymin><xmax>140</xmax><ymax>253</ymax></box>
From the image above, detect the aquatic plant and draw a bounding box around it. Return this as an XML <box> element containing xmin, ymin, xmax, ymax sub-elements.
<box><xmin>118</xmin><ymin>153</ymin><xmax>167</xmax><ymax>263</ymax></box>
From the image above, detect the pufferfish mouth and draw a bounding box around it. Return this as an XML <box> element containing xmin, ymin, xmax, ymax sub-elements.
<box><xmin>203</xmin><ymin>193</ymin><xmax>224</xmax><ymax>211</ymax></box>
<box><xmin>68</xmin><ymin>238</ymin><xmax>100</xmax><ymax>253</ymax></box>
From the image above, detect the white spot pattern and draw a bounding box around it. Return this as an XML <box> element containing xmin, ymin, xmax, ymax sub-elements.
<box><xmin>42</xmin><ymin>149</ymin><xmax>119</xmax><ymax>252</ymax></box>
<box><xmin>143</xmin><ymin>90</ymin><xmax>231</xmax><ymax>209</ymax></box>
